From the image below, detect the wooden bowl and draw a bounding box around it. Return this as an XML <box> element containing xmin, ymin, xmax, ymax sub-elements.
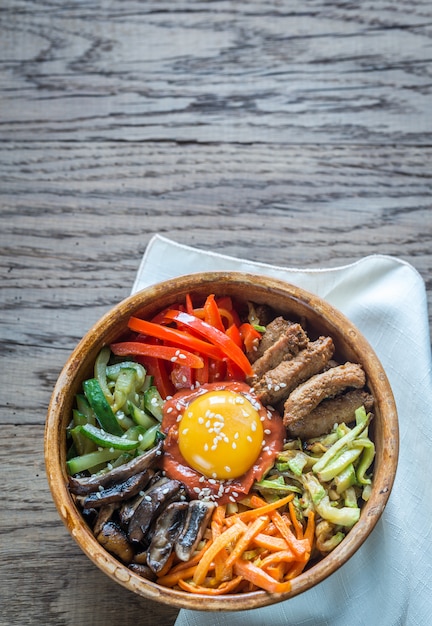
<box><xmin>45</xmin><ymin>272</ymin><xmax>398</xmax><ymax>611</ymax></box>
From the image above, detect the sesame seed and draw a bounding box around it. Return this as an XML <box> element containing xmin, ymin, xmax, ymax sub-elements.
<box><xmin>198</xmin><ymin>417</ymin><xmax>204</xmax><ymax>424</ymax></box>
<box><xmin>144</xmin><ymin>495</ymin><xmax>152</xmax><ymax>502</ymax></box>
<box><xmin>264</xmin><ymin>429</ymin><xmax>271</xmax><ymax>435</ymax></box>
<box><xmin>179</xmin><ymin>353</ymin><xmax>187</xmax><ymax>360</ymax></box>
<box><xmin>274</xmin><ymin>384</ymin><xmax>280</xmax><ymax>391</ymax></box>
<box><xmin>251</xmin><ymin>422</ymin><xmax>257</xmax><ymax>432</ymax></box>
<box><xmin>166</xmin><ymin>406</ymin><xmax>173</xmax><ymax>414</ymax></box>
<box><xmin>224</xmin><ymin>466</ymin><xmax>231</xmax><ymax>473</ymax></box>
<box><xmin>139</xmin><ymin>491</ymin><xmax>145</xmax><ymax>496</ymax></box>
<box><xmin>176</xmin><ymin>415</ymin><xmax>182</xmax><ymax>422</ymax></box>
<box><xmin>204</xmin><ymin>443</ymin><xmax>209</xmax><ymax>451</ymax></box>
<box><xmin>138</xmin><ymin>434</ymin><xmax>143</xmax><ymax>441</ymax></box>
<box><xmin>232</xmin><ymin>442</ymin><xmax>237</xmax><ymax>449</ymax></box>
<box><xmin>267</xmin><ymin>383</ymin><xmax>273</xmax><ymax>390</ymax></box>
<box><xmin>229</xmin><ymin>496</ymin><xmax>236</xmax><ymax>503</ymax></box>
<box><xmin>211</xmin><ymin>445</ymin><xmax>217</xmax><ymax>451</ymax></box>
<box><xmin>279</xmin><ymin>382</ymin><xmax>287</xmax><ymax>388</ymax></box>
<box><xmin>193</xmin><ymin>487</ymin><xmax>201</xmax><ymax>494</ymax></box>
<box><xmin>170</xmin><ymin>356</ymin><xmax>178</xmax><ymax>362</ymax></box>
<box><xmin>247</xmin><ymin>436</ymin><xmax>253</xmax><ymax>442</ymax></box>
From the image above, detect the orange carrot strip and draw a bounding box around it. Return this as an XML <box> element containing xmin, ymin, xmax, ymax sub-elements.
<box><xmin>225</xmin><ymin>516</ymin><xmax>269</xmax><ymax>569</ymax></box>
<box><xmin>157</xmin><ymin>564</ymin><xmax>199</xmax><ymax>588</ymax></box>
<box><xmin>193</xmin><ymin>523</ymin><xmax>245</xmax><ymax>586</ymax></box>
<box><xmin>288</xmin><ymin>501</ymin><xmax>303</xmax><ymax>540</ymax></box>
<box><xmin>233</xmin><ymin>559</ymin><xmax>292</xmax><ymax>594</ymax></box>
<box><xmin>270</xmin><ymin>510</ymin><xmax>309</xmax><ymax>559</ymax></box>
<box><xmin>229</xmin><ymin>493</ymin><xmax>294</xmax><ymax>524</ymax></box>
<box><xmin>177</xmin><ymin>575</ymin><xmax>244</xmax><ymax>595</ymax></box>
<box><xmin>253</xmin><ymin>533</ymin><xmax>289</xmax><ymax>552</ymax></box>
<box><xmin>260</xmin><ymin>550</ymin><xmax>296</xmax><ymax>568</ymax></box>
<box><xmin>304</xmin><ymin>510</ymin><xmax>315</xmax><ymax>551</ymax></box>
<box><xmin>285</xmin><ymin>558</ymin><xmax>310</xmax><ymax>580</ymax></box>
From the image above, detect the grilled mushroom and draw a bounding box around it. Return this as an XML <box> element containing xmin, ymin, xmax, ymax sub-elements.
<box><xmin>128</xmin><ymin>478</ymin><xmax>183</xmax><ymax>544</ymax></box>
<box><xmin>96</xmin><ymin>521</ymin><xmax>134</xmax><ymax>564</ymax></box>
<box><xmin>175</xmin><ymin>500</ymin><xmax>216</xmax><ymax>562</ymax></box>
<box><xmin>147</xmin><ymin>501</ymin><xmax>189</xmax><ymax>574</ymax></box>
<box><xmin>79</xmin><ymin>469</ymin><xmax>153</xmax><ymax>509</ymax></box>
<box><xmin>68</xmin><ymin>441</ymin><xmax>163</xmax><ymax>496</ymax></box>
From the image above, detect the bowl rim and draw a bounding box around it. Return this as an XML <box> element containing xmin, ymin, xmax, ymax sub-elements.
<box><xmin>45</xmin><ymin>271</ymin><xmax>399</xmax><ymax>611</ymax></box>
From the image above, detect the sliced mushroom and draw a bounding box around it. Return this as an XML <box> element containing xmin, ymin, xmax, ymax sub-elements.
<box><xmin>175</xmin><ymin>500</ymin><xmax>216</xmax><ymax>562</ymax></box>
<box><xmin>80</xmin><ymin>469</ymin><xmax>153</xmax><ymax>509</ymax></box>
<box><xmin>96</xmin><ymin>521</ymin><xmax>134</xmax><ymax>564</ymax></box>
<box><xmin>128</xmin><ymin>478</ymin><xmax>183</xmax><ymax>544</ymax></box>
<box><xmin>68</xmin><ymin>441</ymin><xmax>163</xmax><ymax>496</ymax></box>
<box><xmin>147</xmin><ymin>501</ymin><xmax>189</xmax><ymax>574</ymax></box>
<box><xmin>128</xmin><ymin>563</ymin><xmax>156</xmax><ymax>581</ymax></box>
<box><xmin>93</xmin><ymin>502</ymin><xmax>118</xmax><ymax>536</ymax></box>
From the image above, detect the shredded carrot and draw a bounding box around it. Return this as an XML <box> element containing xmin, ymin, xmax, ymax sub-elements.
<box><xmin>157</xmin><ymin>564</ymin><xmax>199</xmax><ymax>588</ymax></box>
<box><xmin>253</xmin><ymin>533</ymin><xmax>290</xmax><ymax>552</ymax></box>
<box><xmin>288</xmin><ymin>500</ymin><xmax>303</xmax><ymax>540</ymax></box>
<box><xmin>304</xmin><ymin>510</ymin><xmax>316</xmax><ymax>551</ymax></box>
<box><xmin>270</xmin><ymin>510</ymin><xmax>309</xmax><ymax>559</ymax></box>
<box><xmin>193</xmin><ymin>523</ymin><xmax>245</xmax><ymax>586</ymax></box>
<box><xmin>228</xmin><ymin>493</ymin><xmax>294</xmax><ymax>524</ymax></box>
<box><xmin>233</xmin><ymin>558</ymin><xmax>292</xmax><ymax>594</ymax></box>
<box><xmin>177</xmin><ymin>575</ymin><xmax>244</xmax><ymax>595</ymax></box>
<box><xmin>225</xmin><ymin>516</ymin><xmax>269</xmax><ymax>569</ymax></box>
<box><xmin>260</xmin><ymin>550</ymin><xmax>296</xmax><ymax>568</ymax></box>
<box><xmin>157</xmin><ymin>494</ymin><xmax>313</xmax><ymax>596</ymax></box>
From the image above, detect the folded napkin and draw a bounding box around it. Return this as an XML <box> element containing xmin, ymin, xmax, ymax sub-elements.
<box><xmin>133</xmin><ymin>235</ymin><xmax>432</xmax><ymax>626</ymax></box>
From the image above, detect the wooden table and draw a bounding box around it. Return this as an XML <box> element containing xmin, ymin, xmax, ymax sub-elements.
<box><xmin>1</xmin><ymin>2</ymin><xmax>431</xmax><ymax>624</ymax></box>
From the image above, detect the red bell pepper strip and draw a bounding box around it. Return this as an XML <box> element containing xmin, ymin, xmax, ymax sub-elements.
<box><xmin>110</xmin><ymin>341</ymin><xmax>205</xmax><ymax>369</ymax></box>
<box><xmin>136</xmin><ymin>354</ymin><xmax>174</xmax><ymax>399</ymax></box>
<box><xmin>240</xmin><ymin>323</ymin><xmax>262</xmax><ymax>353</ymax></box>
<box><xmin>203</xmin><ymin>294</ymin><xmax>225</xmax><ymax>332</ymax></box>
<box><xmin>128</xmin><ymin>317</ymin><xmax>225</xmax><ymax>361</ymax></box>
<box><xmin>163</xmin><ymin>310</ymin><xmax>254</xmax><ymax>377</ymax></box>
<box><xmin>225</xmin><ymin>323</ymin><xmax>243</xmax><ymax>349</ymax></box>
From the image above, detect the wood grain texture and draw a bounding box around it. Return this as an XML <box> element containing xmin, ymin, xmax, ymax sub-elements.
<box><xmin>1</xmin><ymin>1</ymin><xmax>432</xmax><ymax>143</ymax></box>
<box><xmin>1</xmin><ymin>1</ymin><xmax>431</xmax><ymax>625</ymax></box>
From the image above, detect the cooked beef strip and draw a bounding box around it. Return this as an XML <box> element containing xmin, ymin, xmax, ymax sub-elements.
<box><xmin>253</xmin><ymin>336</ymin><xmax>334</xmax><ymax>406</ymax></box>
<box><xmin>248</xmin><ymin>316</ymin><xmax>296</xmax><ymax>363</ymax></box>
<box><xmin>285</xmin><ymin>389</ymin><xmax>374</xmax><ymax>439</ymax></box>
<box><xmin>248</xmin><ymin>322</ymin><xmax>309</xmax><ymax>382</ymax></box>
<box><xmin>283</xmin><ymin>362</ymin><xmax>366</xmax><ymax>428</ymax></box>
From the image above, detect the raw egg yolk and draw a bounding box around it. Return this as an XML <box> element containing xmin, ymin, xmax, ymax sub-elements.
<box><xmin>178</xmin><ymin>389</ymin><xmax>264</xmax><ymax>480</ymax></box>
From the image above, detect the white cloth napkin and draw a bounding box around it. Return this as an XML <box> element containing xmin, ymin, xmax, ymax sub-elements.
<box><xmin>133</xmin><ymin>235</ymin><xmax>432</xmax><ymax>626</ymax></box>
